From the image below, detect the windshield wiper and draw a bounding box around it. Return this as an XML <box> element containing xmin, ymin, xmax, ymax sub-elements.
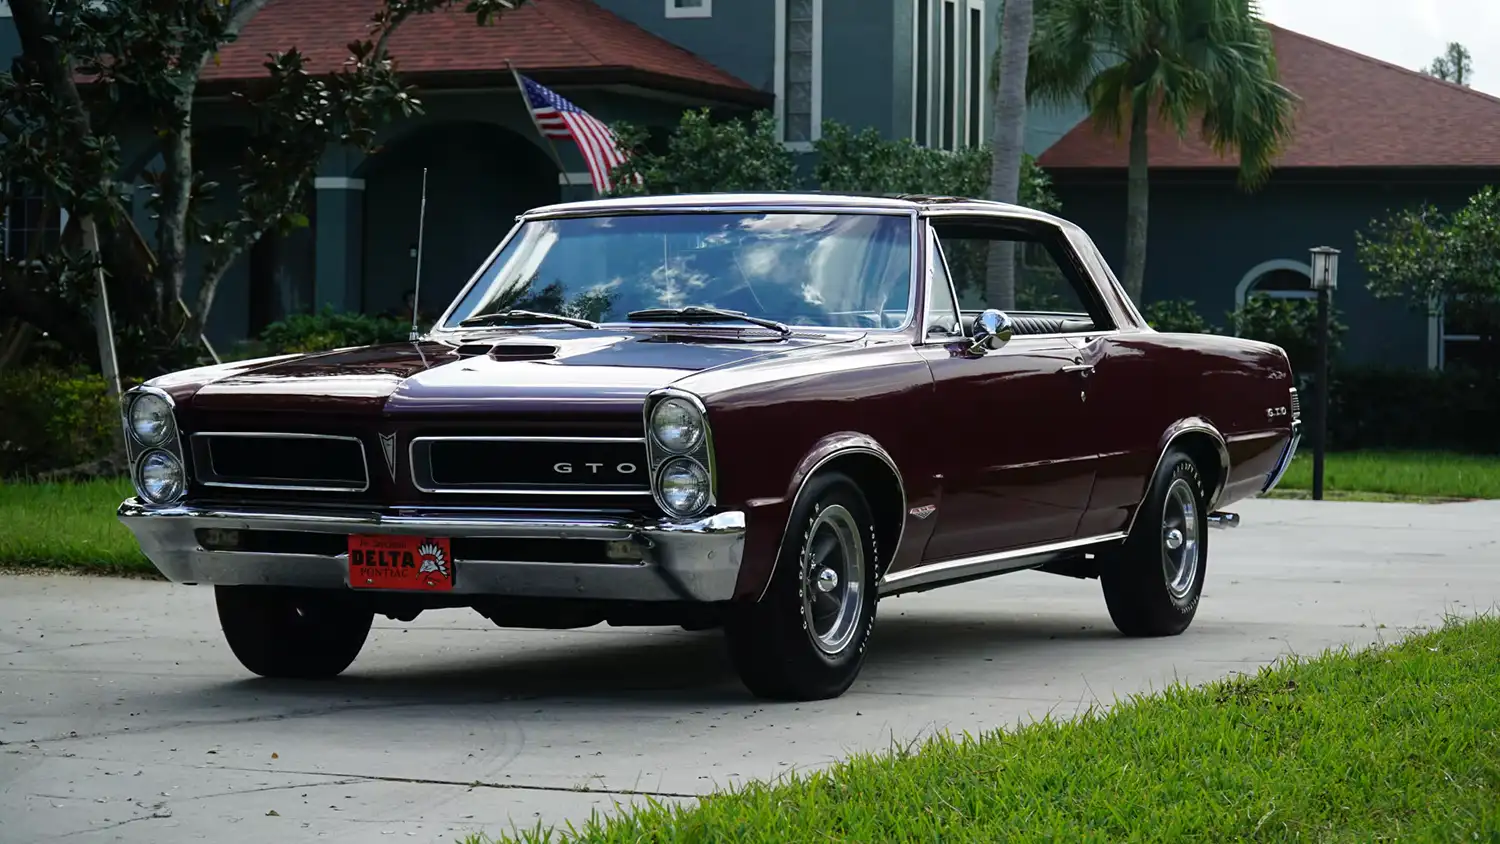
<box><xmin>458</xmin><ymin>309</ymin><xmax>599</xmax><ymax>330</ymax></box>
<box><xmin>626</xmin><ymin>306</ymin><xmax>792</xmax><ymax>338</ymax></box>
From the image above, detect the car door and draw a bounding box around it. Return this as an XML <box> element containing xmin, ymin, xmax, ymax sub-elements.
<box><xmin>914</xmin><ymin>221</ymin><xmax>1102</xmax><ymax>562</ymax></box>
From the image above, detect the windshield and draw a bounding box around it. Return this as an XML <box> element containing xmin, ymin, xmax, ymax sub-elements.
<box><xmin>441</xmin><ymin>212</ymin><xmax>915</xmax><ymax>331</ymax></box>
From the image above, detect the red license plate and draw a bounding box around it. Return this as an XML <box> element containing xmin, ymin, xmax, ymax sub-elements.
<box><xmin>348</xmin><ymin>535</ymin><xmax>454</xmax><ymax>591</ymax></box>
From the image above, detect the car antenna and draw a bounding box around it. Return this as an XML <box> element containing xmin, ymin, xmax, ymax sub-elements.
<box><xmin>408</xmin><ymin>166</ymin><xmax>430</xmax><ymax>342</ymax></box>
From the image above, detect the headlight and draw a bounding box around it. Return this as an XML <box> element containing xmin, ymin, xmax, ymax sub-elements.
<box><xmin>650</xmin><ymin>397</ymin><xmax>704</xmax><ymax>453</ymax></box>
<box><xmin>657</xmin><ymin>457</ymin><xmax>710</xmax><ymax>516</ymax></box>
<box><xmin>136</xmin><ymin>449</ymin><xmax>185</xmax><ymax>504</ymax></box>
<box><xmin>128</xmin><ymin>392</ymin><xmax>175</xmax><ymax>446</ymax></box>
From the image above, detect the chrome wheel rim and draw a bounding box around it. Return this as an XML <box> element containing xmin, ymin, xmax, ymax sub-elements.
<box><xmin>1161</xmin><ymin>478</ymin><xmax>1200</xmax><ymax>600</ymax></box>
<box><xmin>801</xmin><ymin>504</ymin><xmax>865</xmax><ymax>655</ymax></box>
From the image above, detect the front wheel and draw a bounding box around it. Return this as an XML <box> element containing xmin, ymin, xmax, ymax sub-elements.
<box><xmin>215</xmin><ymin>586</ymin><xmax>374</xmax><ymax>679</ymax></box>
<box><xmin>724</xmin><ymin>472</ymin><xmax>879</xmax><ymax>701</ymax></box>
<box><xmin>1100</xmin><ymin>448</ymin><xmax>1208</xmax><ymax>637</ymax></box>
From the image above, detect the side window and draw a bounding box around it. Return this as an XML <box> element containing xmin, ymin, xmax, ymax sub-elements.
<box><xmin>931</xmin><ymin>216</ymin><xmax>1113</xmax><ymax>332</ymax></box>
<box><xmin>925</xmin><ymin>233</ymin><xmax>962</xmax><ymax>337</ymax></box>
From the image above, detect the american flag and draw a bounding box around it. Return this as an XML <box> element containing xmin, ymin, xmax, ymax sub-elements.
<box><xmin>519</xmin><ymin>74</ymin><xmax>630</xmax><ymax>194</ymax></box>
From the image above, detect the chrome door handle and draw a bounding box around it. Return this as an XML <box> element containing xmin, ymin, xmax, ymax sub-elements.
<box><xmin>1061</xmin><ymin>363</ymin><xmax>1095</xmax><ymax>375</ymax></box>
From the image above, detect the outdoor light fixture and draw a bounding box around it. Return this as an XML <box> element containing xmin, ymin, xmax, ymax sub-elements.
<box><xmin>1310</xmin><ymin>246</ymin><xmax>1340</xmax><ymax>291</ymax></box>
<box><xmin>1308</xmin><ymin>246</ymin><xmax>1340</xmax><ymax>500</ymax></box>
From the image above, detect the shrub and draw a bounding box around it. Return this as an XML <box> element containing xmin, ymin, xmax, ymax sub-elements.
<box><xmin>1142</xmin><ymin>299</ymin><xmax>1219</xmax><ymax>334</ymax></box>
<box><xmin>1229</xmin><ymin>297</ymin><xmax>1347</xmax><ymax>377</ymax></box>
<box><xmin>256</xmin><ymin>307</ymin><xmax>410</xmax><ymax>355</ymax></box>
<box><xmin>0</xmin><ymin>366</ymin><xmax>122</xmax><ymax>479</ymax></box>
<box><xmin>1327</xmin><ymin>366</ymin><xmax>1500</xmax><ymax>453</ymax></box>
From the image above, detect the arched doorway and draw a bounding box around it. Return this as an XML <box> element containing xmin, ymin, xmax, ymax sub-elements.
<box><xmin>1235</xmin><ymin>259</ymin><xmax>1314</xmax><ymax>307</ymax></box>
<box><xmin>357</xmin><ymin>121</ymin><xmax>558</xmax><ymax>318</ymax></box>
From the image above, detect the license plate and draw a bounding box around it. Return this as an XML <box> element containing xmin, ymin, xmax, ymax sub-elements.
<box><xmin>348</xmin><ymin>535</ymin><xmax>454</xmax><ymax>591</ymax></box>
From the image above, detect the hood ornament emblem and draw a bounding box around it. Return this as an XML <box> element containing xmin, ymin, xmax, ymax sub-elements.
<box><xmin>379</xmin><ymin>433</ymin><xmax>398</xmax><ymax>481</ymax></box>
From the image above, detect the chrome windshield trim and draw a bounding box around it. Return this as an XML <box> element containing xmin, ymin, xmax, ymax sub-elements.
<box><xmin>189</xmin><ymin>432</ymin><xmax>370</xmax><ymax>493</ymax></box>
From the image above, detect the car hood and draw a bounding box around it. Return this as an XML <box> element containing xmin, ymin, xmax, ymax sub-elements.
<box><xmin>172</xmin><ymin>329</ymin><xmax>862</xmax><ymax>416</ymax></box>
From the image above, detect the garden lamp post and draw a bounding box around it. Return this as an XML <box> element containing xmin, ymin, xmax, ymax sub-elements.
<box><xmin>1309</xmin><ymin>246</ymin><xmax>1340</xmax><ymax>501</ymax></box>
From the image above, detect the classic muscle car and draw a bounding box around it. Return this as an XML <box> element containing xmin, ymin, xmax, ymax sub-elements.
<box><xmin>118</xmin><ymin>193</ymin><xmax>1301</xmax><ymax>701</ymax></box>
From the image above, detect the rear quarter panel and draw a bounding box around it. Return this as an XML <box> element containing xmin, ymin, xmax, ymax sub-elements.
<box><xmin>675</xmin><ymin>338</ymin><xmax>937</xmax><ymax>600</ymax></box>
<box><xmin>1078</xmin><ymin>330</ymin><xmax>1296</xmax><ymax>536</ymax></box>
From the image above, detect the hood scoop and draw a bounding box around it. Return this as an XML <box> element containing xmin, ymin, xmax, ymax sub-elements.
<box><xmin>453</xmin><ymin>342</ymin><xmax>560</xmax><ymax>361</ymax></box>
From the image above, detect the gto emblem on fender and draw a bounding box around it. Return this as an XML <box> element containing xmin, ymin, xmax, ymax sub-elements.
<box><xmin>379</xmin><ymin>433</ymin><xmax>398</xmax><ymax>481</ymax></box>
<box><xmin>553</xmin><ymin>462</ymin><xmax>639</xmax><ymax>475</ymax></box>
<box><xmin>908</xmin><ymin>504</ymin><xmax>936</xmax><ymax>520</ymax></box>
<box><xmin>1266</xmin><ymin>406</ymin><xmax>1289</xmax><ymax>420</ymax></box>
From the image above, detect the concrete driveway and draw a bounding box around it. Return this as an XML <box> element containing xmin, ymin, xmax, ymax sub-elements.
<box><xmin>3</xmin><ymin>498</ymin><xmax>1498</xmax><ymax>842</ymax></box>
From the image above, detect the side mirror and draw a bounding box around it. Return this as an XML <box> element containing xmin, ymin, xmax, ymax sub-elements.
<box><xmin>968</xmin><ymin>309</ymin><xmax>1014</xmax><ymax>355</ymax></box>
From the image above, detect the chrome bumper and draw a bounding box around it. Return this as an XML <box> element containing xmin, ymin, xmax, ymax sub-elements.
<box><xmin>1261</xmin><ymin>421</ymin><xmax>1303</xmax><ymax>494</ymax></box>
<box><xmin>117</xmin><ymin>500</ymin><xmax>746</xmax><ymax>602</ymax></box>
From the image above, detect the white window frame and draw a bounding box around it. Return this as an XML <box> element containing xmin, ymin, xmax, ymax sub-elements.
<box><xmin>774</xmin><ymin>0</ymin><xmax>823</xmax><ymax>150</ymax></box>
<box><xmin>2</xmin><ymin>179</ymin><xmax>66</xmax><ymax>267</ymax></box>
<box><xmin>939</xmin><ymin>0</ymin><xmax>959</xmax><ymax>150</ymax></box>
<box><xmin>1234</xmin><ymin>258</ymin><xmax>1314</xmax><ymax>307</ymax></box>
<box><xmin>911</xmin><ymin>0</ymin><xmax>932</xmax><ymax>145</ymax></box>
<box><xmin>966</xmin><ymin>0</ymin><xmax>985</xmax><ymax>148</ymax></box>
<box><xmin>1427</xmin><ymin>294</ymin><xmax>1481</xmax><ymax>370</ymax></box>
<box><xmin>665</xmin><ymin>0</ymin><xmax>711</xmax><ymax>19</ymax></box>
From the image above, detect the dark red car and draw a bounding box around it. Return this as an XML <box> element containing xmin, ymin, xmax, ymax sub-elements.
<box><xmin>118</xmin><ymin>193</ymin><xmax>1301</xmax><ymax>700</ymax></box>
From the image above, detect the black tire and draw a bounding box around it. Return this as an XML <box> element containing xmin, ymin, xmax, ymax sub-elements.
<box><xmin>215</xmin><ymin>586</ymin><xmax>374</xmax><ymax>679</ymax></box>
<box><xmin>725</xmin><ymin>472</ymin><xmax>880</xmax><ymax>701</ymax></box>
<box><xmin>1101</xmin><ymin>448</ymin><xmax>1208</xmax><ymax>637</ymax></box>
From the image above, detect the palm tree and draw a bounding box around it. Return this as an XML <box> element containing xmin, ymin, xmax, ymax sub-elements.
<box><xmin>985</xmin><ymin>0</ymin><xmax>1035</xmax><ymax>310</ymax></box>
<box><xmin>1026</xmin><ymin>0</ymin><xmax>1297</xmax><ymax>304</ymax></box>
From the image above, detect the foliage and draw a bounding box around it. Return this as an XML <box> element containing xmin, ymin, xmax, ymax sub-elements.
<box><xmin>0</xmin><ymin>366</ymin><xmax>123</xmax><ymax>478</ymax></box>
<box><xmin>0</xmin><ymin>0</ymin><xmax>528</xmax><ymax>378</ymax></box>
<box><xmin>1023</xmin><ymin>0</ymin><xmax>1297</xmax><ymax>303</ymax></box>
<box><xmin>1357</xmin><ymin>186</ymin><xmax>1500</xmax><ymax>370</ymax></box>
<box><xmin>609</xmin><ymin>109</ymin><xmax>798</xmax><ymax>196</ymax></box>
<box><xmin>256</xmin><ymin>307</ymin><xmax>412</xmax><ymax>355</ymax></box>
<box><xmin>1424</xmin><ymin>42</ymin><xmax>1474</xmax><ymax>86</ymax></box>
<box><xmin>470</xmin><ymin>617</ymin><xmax>1500</xmax><ymax>843</ymax></box>
<box><xmin>1229</xmin><ymin>295</ymin><xmax>1345</xmax><ymax>376</ymax></box>
<box><xmin>0</xmin><ymin>478</ymin><xmax>155</xmax><ymax>572</ymax></box>
<box><xmin>1141</xmin><ymin>299</ymin><xmax>1218</xmax><ymax>334</ymax></box>
<box><xmin>813</xmin><ymin>122</ymin><xmax>1060</xmax><ymax>211</ymax></box>
<box><xmin>1327</xmin><ymin>366</ymin><xmax>1500</xmax><ymax>454</ymax></box>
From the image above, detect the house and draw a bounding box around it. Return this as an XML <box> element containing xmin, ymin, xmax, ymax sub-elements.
<box><xmin>1036</xmin><ymin>25</ymin><xmax>1500</xmax><ymax>371</ymax></box>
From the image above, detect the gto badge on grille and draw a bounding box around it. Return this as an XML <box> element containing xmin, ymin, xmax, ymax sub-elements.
<box><xmin>379</xmin><ymin>433</ymin><xmax>398</xmax><ymax>481</ymax></box>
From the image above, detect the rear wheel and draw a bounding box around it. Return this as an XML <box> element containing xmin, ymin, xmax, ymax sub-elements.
<box><xmin>1101</xmin><ymin>448</ymin><xmax>1208</xmax><ymax>637</ymax></box>
<box><xmin>725</xmin><ymin>472</ymin><xmax>879</xmax><ymax>701</ymax></box>
<box><xmin>215</xmin><ymin>586</ymin><xmax>373</xmax><ymax>679</ymax></box>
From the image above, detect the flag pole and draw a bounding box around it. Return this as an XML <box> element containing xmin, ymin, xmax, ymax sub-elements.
<box><xmin>506</xmin><ymin>60</ymin><xmax>576</xmax><ymax>189</ymax></box>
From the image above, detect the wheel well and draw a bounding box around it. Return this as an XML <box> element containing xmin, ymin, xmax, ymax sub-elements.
<box><xmin>816</xmin><ymin>452</ymin><xmax>905</xmax><ymax>570</ymax></box>
<box><xmin>1171</xmin><ymin>431</ymin><xmax>1228</xmax><ymax>507</ymax></box>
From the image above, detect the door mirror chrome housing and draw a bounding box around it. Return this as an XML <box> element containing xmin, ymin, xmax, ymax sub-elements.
<box><xmin>968</xmin><ymin>309</ymin><xmax>1014</xmax><ymax>355</ymax></box>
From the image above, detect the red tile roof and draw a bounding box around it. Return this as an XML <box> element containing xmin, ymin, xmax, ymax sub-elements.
<box><xmin>1038</xmin><ymin>24</ymin><xmax>1500</xmax><ymax>170</ymax></box>
<box><xmin>200</xmin><ymin>0</ymin><xmax>766</xmax><ymax>104</ymax></box>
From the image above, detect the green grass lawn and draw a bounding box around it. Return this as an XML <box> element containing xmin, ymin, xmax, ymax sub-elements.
<box><xmin>0</xmin><ymin>478</ymin><xmax>154</xmax><ymax>573</ymax></box>
<box><xmin>469</xmin><ymin>616</ymin><xmax>1500</xmax><ymax>843</ymax></box>
<box><xmin>1274</xmin><ymin>450</ymin><xmax>1500</xmax><ymax>501</ymax></box>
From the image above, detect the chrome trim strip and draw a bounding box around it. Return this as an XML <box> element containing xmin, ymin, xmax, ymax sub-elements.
<box><xmin>880</xmin><ymin>532</ymin><xmax>1128</xmax><ymax>595</ymax></box>
<box><xmin>190</xmin><ymin>432</ymin><xmax>371</xmax><ymax>493</ymax></box>
<box><xmin>760</xmin><ymin>443</ymin><xmax>909</xmax><ymax>602</ymax></box>
<box><xmin>407</xmin><ymin>435</ymin><xmax>652</xmax><ymax>496</ymax></box>
<box><xmin>1123</xmin><ymin>418</ymin><xmax>1232</xmax><ymax>539</ymax></box>
<box><xmin>1261</xmin><ymin>421</ymin><xmax>1303</xmax><ymax>494</ymax></box>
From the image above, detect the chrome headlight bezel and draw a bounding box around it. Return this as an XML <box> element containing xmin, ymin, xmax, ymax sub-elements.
<box><xmin>655</xmin><ymin>456</ymin><xmax>712</xmax><ymax>517</ymax></box>
<box><xmin>135</xmin><ymin>448</ymin><xmax>187</xmax><ymax>505</ymax></box>
<box><xmin>120</xmin><ymin>386</ymin><xmax>188</xmax><ymax>506</ymax></box>
<box><xmin>642</xmin><ymin>388</ymin><xmax>715</xmax><ymax>520</ymax></box>
<box><xmin>127</xmin><ymin>390</ymin><xmax>176</xmax><ymax>447</ymax></box>
<box><xmin>649</xmin><ymin>396</ymin><xmax>705</xmax><ymax>454</ymax></box>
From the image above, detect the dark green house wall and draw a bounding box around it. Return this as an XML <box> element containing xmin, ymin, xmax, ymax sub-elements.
<box><xmin>1049</xmin><ymin>169</ymin><xmax>1500</xmax><ymax>368</ymax></box>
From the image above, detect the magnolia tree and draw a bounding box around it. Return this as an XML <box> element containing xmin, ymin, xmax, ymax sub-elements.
<box><xmin>0</xmin><ymin>0</ymin><xmax>526</xmax><ymax>375</ymax></box>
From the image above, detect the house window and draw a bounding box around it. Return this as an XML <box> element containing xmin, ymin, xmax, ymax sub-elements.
<box><xmin>940</xmin><ymin>0</ymin><xmax>958</xmax><ymax>150</ymax></box>
<box><xmin>1234</xmin><ymin>259</ymin><xmax>1315</xmax><ymax>307</ymax></box>
<box><xmin>777</xmin><ymin>0</ymin><xmax>822</xmax><ymax>146</ymax></box>
<box><xmin>1428</xmin><ymin>296</ymin><xmax>1493</xmax><ymax>370</ymax></box>
<box><xmin>966</xmin><ymin>0</ymin><xmax>984</xmax><ymax>147</ymax></box>
<box><xmin>3</xmin><ymin>181</ymin><xmax>63</xmax><ymax>264</ymax></box>
<box><xmin>665</xmin><ymin>0</ymin><xmax>711</xmax><ymax>19</ymax></box>
<box><xmin>913</xmin><ymin>0</ymin><xmax>930</xmax><ymax>145</ymax></box>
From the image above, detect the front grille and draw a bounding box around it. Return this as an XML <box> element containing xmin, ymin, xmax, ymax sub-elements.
<box><xmin>1289</xmin><ymin>388</ymin><xmax>1301</xmax><ymax>421</ymax></box>
<box><xmin>190</xmin><ymin>433</ymin><xmax>369</xmax><ymax>492</ymax></box>
<box><xmin>411</xmin><ymin>436</ymin><xmax>651</xmax><ymax>496</ymax></box>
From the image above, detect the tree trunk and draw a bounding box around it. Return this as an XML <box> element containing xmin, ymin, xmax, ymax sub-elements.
<box><xmin>1122</xmin><ymin>101</ymin><xmax>1151</xmax><ymax>305</ymax></box>
<box><xmin>984</xmin><ymin>0</ymin><xmax>1033</xmax><ymax>311</ymax></box>
<box><xmin>157</xmin><ymin>128</ymin><xmax>195</xmax><ymax>330</ymax></box>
